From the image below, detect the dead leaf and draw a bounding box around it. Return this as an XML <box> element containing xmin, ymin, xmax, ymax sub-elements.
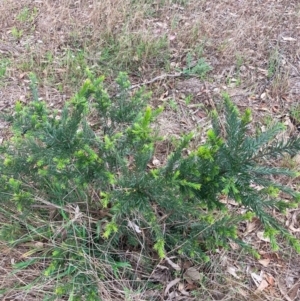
<box><xmin>261</xmin><ymin>252</ymin><xmax>280</xmax><ymax>261</ymax></box>
<box><xmin>182</xmin><ymin>260</ymin><xmax>192</xmax><ymax>269</ymax></box>
<box><xmin>236</xmin><ymin>288</ymin><xmax>248</xmax><ymax>297</ymax></box>
<box><xmin>244</xmin><ymin>218</ymin><xmax>260</xmax><ymax>235</ymax></box>
<box><xmin>166</xmin><ymin>291</ymin><xmax>179</xmax><ymax>300</ymax></box>
<box><xmin>160</xmin><ymin>90</ymin><xmax>169</xmax><ymax>100</ymax></box>
<box><xmin>34</xmin><ymin>242</ymin><xmax>44</xmax><ymax>249</ymax></box>
<box><xmin>185</xmin><ymin>283</ymin><xmax>197</xmax><ymax>290</ymax></box>
<box><xmin>268</xmin><ymin>286</ymin><xmax>277</xmax><ymax>297</ymax></box>
<box><xmin>184</xmin><ymin>267</ymin><xmax>202</xmax><ymax>283</ymax></box>
<box><xmin>19</xmin><ymin>95</ymin><xmax>27</xmax><ymax>103</ymax></box>
<box><xmin>257</xmin><ymin>231</ymin><xmax>270</xmax><ymax>242</ymax></box>
<box><xmin>127</xmin><ymin>220</ymin><xmax>142</xmax><ymax>233</ymax></box>
<box><xmin>251</xmin><ymin>272</ymin><xmax>263</xmax><ymax>286</ymax></box>
<box><xmin>288</xmin><ymin>280</ymin><xmax>300</xmax><ymax>301</ymax></box>
<box><xmin>165</xmin><ymin>257</ymin><xmax>181</xmax><ymax>271</ymax></box>
<box><xmin>254</xmin><ymin>279</ymin><xmax>269</xmax><ymax>293</ymax></box>
<box><xmin>288</xmin><ymin>211</ymin><xmax>300</xmax><ymax>232</ymax></box>
<box><xmin>178</xmin><ymin>282</ymin><xmax>184</xmax><ymax>291</ymax></box>
<box><xmin>258</xmin><ymin>258</ymin><xmax>270</xmax><ymax>267</ymax></box>
<box><xmin>257</xmin><ymin>67</ymin><xmax>268</xmax><ymax>73</ymax></box>
<box><xmin>282</xmin><ymin>36</ymin><xmax>297</xmax><ymax>42</ymax></box>
<box><xmin>220</xmin><ymin>254</ymin><xmax>228</xmax><ymax>266</ymax></box>
<box><xmin>157</xmin><ymin>264</ymin><xmax>169</xmax><ymax>270</ymax></box>
<box><xmin>229</xmin><ymin>241</ymin><xmax>240</xmax><ymax>250</ymax></box>
<box><xmin>164</xmin><ymin>278</ymin><xmax>180</xmax><ymax>296</ymax></box>
<box><xmin>278</xmin><ymin>276</ymin><xmax>293</xmax><ymax>301</ymax></box>
<box><xmin>286</xmin><ymin>276</ymin><xmax>295</xmax><ymax>289</ymax></box>
<box><xmin>226</xmin><ymin>266</ymin><xmax>240</xmax><ymax>279</ymax></box>
<box><xmin>178</xmin><ymin>282</ymin><xmax>189</xmax><ymax>296</ymax></box>
<box><xmin>74</xmin><ymin>205</ymin><xmax>81</xmax><ymax>219</ymax></box>
<box><xmin>152</xmin><ymin>158</ymin><xmax>161</xmax><ymax>166</ymax></box>
<box><xmin>265</xmin><ymin>274</ymin><xmax>275</xmax><ymax>286</ymax></box>
<box><xmin>260</xmin><ymin>92</ymin><xmax>266</xmax><ymax>99</ymax></box>
<box><xmin>168</xmin><ymin>34</ymin><xmax>176</xmax><ymax>41</ymax></box>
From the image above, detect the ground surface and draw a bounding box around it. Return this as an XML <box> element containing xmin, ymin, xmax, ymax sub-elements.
<box><xmin>1</xmin><ymin>0</ymin><xmax>300</xmax><ymax>300</ymax></box>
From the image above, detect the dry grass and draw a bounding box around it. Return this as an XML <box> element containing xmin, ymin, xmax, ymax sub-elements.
<box><xmin>1</xmin><ymin>0</ymin><xmax>300</xmax><ymax>300</ymax></box>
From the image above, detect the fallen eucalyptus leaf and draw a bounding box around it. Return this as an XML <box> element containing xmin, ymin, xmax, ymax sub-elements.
<box><xmin>165</xmin><ymin>257</ymin><xmax>181</xmax><ymax>271</ymax></box>
<box><xmin>164</xmin><ymin>278</ymin><xmax>180</xmax><ymax>296</ymax></box>
<box><xmin>226</xmin><ymin>266</ymin><xmax>240</xmax><ymax>279</ymax></box>
<box><xmin>184</xmin><ymin>267</ymin><xmax>202</xmax><ymax>282</ymax></box>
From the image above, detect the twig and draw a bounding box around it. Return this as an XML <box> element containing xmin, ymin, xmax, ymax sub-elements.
<box><xmin>203</xmin><ymin>81</ymin><xmax>226</xmax><ymax>133</ymax></box>
<box><xmin>128</xmin><ymin>72</ymin><xmax>184</xmax><ymax>90</ymax></box>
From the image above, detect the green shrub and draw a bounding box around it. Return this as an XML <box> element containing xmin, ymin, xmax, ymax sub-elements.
<box><xmin>1</xmin><ymin>71</ymin><xmax>300</xmax><ymax>299</ymax></box>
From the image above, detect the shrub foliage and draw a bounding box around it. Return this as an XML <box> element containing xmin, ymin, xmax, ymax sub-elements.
<box><xmin>1</xmin><ymin>71</ymin><xmax>300</xmax><ymax>299</ymax></box>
